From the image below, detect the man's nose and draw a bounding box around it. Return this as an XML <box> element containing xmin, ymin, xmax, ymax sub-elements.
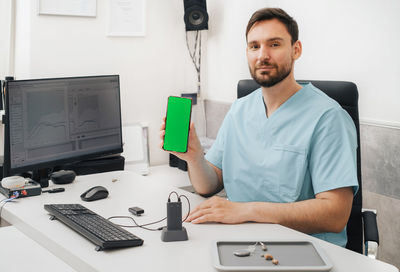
<box><xmin>257</xmin><ymin>46</ymin><xmax>270</xmax><ymax>62</ymax></box>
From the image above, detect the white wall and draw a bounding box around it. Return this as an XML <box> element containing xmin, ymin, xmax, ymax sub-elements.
<box><xmin>204</xmin><ymin>0</ymin><xmax>400</xmax><ymax>126</ymax></box>
<box><xmin>10</xmin><ymin>0</ymin><xmax>199</xmax><ymax>165</ymax></box>
<box><xmin>0</xmin><ymin>0</ymin><xmax>14</xmax><ymax>78</ymax></box>
<box><xmin>0</xmin><ymin>0</ymin><xmax>14</xmax><ymax>158</ymax></box>
<box><xmin>3</xmin><ymin>0</ymin><xmax>400</xmax><ymax>165</ymax></box>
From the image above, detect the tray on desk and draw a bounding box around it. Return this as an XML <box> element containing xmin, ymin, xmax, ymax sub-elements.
<box><xmin>213</xmin><ymin>239</ymin><xmax>333</xmax><ymax>271</ymax></box>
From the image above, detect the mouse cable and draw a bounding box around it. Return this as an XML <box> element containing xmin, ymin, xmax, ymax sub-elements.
<box><xmin>108</xmin><ymin>192</ymin><xmax>191</xmax><ymax>231</ymax></box>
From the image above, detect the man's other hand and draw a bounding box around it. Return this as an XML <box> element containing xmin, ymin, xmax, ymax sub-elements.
<box><xmin>185</xmin><ymin>196</ymin><xmax>249</xmax><ymax>224</ymax></box>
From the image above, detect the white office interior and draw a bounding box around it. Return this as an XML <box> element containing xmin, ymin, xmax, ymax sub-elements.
<box><xmin>0</xmin><ymin>0</ymin><xmax>399</xmax><ymax>271</ymax></box>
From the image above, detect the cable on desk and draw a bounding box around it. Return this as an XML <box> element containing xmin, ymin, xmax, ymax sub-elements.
<box><xmin>108</xmin><ymin>215</ymin><xmax>167</xmax><ymax>231</ymax></box>
<box><xmin>168</xmin><ymin>191</ymin><xmax>180</xmax><ymax>202</ymax></box>
<box><xmin>0</xmin><ymin>192</ymin><xmax>20</xmax><ymax>225</ymax></box>
<box><xmin>108</xmin><ymin>191</ymin><xmax>191</xmax><ymax>232</ymax></box>
<box><xmin>180</xmin><ymin>194</ymin><xmax>191</xmax><ymax>222</ymax></box>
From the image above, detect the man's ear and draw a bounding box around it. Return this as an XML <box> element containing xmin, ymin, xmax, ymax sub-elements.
<box><xmin>293</xmin><ymin>40</ymin><xmax>302</xmax><ymax>60</ymax></box>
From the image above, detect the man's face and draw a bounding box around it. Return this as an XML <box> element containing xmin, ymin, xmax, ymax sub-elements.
<box><xmin>246</xmin><ymin>19</ymin><xmax>300</xmax><ymax>88</ymax></box>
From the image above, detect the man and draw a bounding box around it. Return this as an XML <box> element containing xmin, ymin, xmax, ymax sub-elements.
<box><xmin>160</xmin><ymin>8</ymin><xmax>358</xmax><ymax>247</ymax></box>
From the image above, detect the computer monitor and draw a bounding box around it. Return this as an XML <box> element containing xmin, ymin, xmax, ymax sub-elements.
<box><xmin>3</xmin><ymin>75</ymin><xmax>123</xmax><ymax>187</ymax></box>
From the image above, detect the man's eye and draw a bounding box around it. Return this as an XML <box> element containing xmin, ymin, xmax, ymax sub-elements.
<box><xmin>271</xmin><ymin>43</ymin><xmax>280</xmax><ymax>47</ymax></box>
<box><xmin>249</xmin><ymin>44</ymin><xmax>259</xmax><ymax>50</ymax></box>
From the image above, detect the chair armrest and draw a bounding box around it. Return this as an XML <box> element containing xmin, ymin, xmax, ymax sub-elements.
<box><xmin>362</xmin><ymin>210</ymin><xmax>379</xmax><ymax>258</ymax></box>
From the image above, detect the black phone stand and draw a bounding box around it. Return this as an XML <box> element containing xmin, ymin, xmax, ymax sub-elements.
<box><xmin>161</xmin><ymin>201</ymin><xmax>188</xmax><ymax>242</ymax></box>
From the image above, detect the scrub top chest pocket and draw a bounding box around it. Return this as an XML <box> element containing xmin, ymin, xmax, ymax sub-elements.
<box><xmin>272</xmin><ymin>144</ymin><xmax>307</xmax><ymax>202</ymax></box>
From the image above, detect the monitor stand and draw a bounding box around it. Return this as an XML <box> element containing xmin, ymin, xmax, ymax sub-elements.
<box><xmin>32</xmin><ymin>168</ymin><xmax>50</xmax><ymax>188</ymax></box>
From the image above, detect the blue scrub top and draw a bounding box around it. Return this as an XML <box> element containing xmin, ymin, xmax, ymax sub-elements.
<box><xmin>205</xmin><ymin>83</ymin><xmax>359</xmax><ymax>247</ymax></box>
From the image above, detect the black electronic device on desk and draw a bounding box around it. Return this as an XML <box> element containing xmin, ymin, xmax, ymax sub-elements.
<box><xmin>0</xmin><ymin>178</ymin><xmax>42</xmax><ymax>198</ymax></box>
<box><xmin>44</xmin><ymin>204</ymin><xmax>143</xmax><ymax>251</ymax></box>
<box><xmin>49</xmin><ymin>170</ymin><xmax>76</xmax><ymax>184</ymax></box>
<box><xmin>80</xmin><ymin>186</ymin><xmax>109</xmax><ymax>201</ymax></box>
<box><xmin>2</xmin><ymin>75</ymin><xmax>124</xmax><ymax>188</ymax></box>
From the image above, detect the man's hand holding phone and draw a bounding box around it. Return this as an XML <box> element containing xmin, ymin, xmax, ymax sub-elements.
<box><xmin>159</xmin><ymin>117</ymin><xmax>204</xmax><ymax>165</ymax></box>
<box><xmin>160</xmin><ymin>96</ymin><xmax>223</xmax><ymax>201</ymax></box>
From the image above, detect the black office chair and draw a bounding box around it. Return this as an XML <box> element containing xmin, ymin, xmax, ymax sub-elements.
<box><xmin>237</xmin><ymin>79</ymin><xmax>379</xmax><ymax>256</ymax></box>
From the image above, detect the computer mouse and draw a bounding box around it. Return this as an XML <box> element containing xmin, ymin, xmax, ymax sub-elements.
<box><xmin>50</xmin><ymin>170</ymin><xmax>76</xmax><ymax>184</ymax></box>
<box><xmin>80</xmin><ymin>186</ymin><xmax>109</xmax><ymax>202</ymax></box>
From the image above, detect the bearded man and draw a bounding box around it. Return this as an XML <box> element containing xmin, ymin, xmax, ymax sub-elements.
<box><xmin>160</xmin><ymin>7</ymin><xmax>358</xmax><ymax>247</ymax></box>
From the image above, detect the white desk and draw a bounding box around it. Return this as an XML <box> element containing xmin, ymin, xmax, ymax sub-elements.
<box><xmin>1</xmin><ymin>165</ymin><xmax>398</xmax><ymax>272</ymax></box>
<box><xmin>0</xmin><ymin>226</ymin><xmax>76</xmax><ymax>272</ymax></box>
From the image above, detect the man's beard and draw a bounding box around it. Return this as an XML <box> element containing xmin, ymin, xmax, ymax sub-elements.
<box><xmin>249</xmin><ymin>60</ymin><xmax>292</xmax><ymax>88</ymax></box>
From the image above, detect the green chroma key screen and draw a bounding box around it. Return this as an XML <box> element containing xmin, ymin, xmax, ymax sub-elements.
<box><xmin>163</xmin><ymin>96</ymin><xmax>192</xmax><ymax>153</ymax></box>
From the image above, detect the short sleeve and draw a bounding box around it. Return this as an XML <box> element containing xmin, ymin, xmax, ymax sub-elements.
<box><xmin>309</xmin><ymin>107</ymin><xmax>359</xmax><ymax>195</ymax></box>
<box><xmin>204</xmin><ymin>109</ymin><xmax>232</xmax><ymax>170</ymax></box>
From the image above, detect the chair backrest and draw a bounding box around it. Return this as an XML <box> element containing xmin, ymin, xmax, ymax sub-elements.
<box><xmin>237</xmin><ymin>79</ymin><xmax>363</xmax><ymax>253</ymax></box>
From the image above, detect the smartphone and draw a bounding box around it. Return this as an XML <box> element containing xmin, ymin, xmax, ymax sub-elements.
<box><xmin>163</xmin><ymin>96</ymin><xmax>192</xmax><ymax>153</ymax></box>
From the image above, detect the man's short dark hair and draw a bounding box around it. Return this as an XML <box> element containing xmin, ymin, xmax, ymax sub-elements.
<box><xmin>246</xmin><ymin>8</ymin><xmax>299</xmax><ymax>44</ymax></box>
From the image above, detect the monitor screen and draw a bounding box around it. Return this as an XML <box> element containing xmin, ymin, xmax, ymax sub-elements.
<box><xmin>3</xmin><ymin>75</ymin><xmax>123</xmax><ymax>178</ymax></box>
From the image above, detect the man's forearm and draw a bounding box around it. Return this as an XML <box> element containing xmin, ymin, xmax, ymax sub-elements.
<box><xmin>245</xmin><ymin>188</ymin><xmax>353</xmax><ymax>234</ymax></box>
<box><xmin>245</xmin><ymin>200</ymin><xmax>337</xmax><ymax>234</ymax></box>
<box><xmin>187</xmin><ymin>156</ymin><xmax>222</xmax><ymax>196</ymax></box>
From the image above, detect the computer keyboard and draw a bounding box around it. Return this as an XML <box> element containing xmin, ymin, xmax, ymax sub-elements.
<box><xmin>44</xmin><ymin>204</ymin><xmax>143</xmax><ymax>251</ymax></box>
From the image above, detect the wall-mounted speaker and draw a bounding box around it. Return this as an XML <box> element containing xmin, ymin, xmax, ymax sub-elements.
<box><xmin>183</xmin><ymin>0</ymin><xmax>208</xmax><ymax>31</ymax></box>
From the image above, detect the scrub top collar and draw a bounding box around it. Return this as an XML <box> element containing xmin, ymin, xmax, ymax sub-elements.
<box><xmin>258</xmin><ymin>83</ymin><xmax>310</xmax><ymax>121</ymax></box>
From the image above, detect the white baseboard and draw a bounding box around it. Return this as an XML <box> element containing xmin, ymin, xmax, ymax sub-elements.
<box><xmin>360</xmin><ymin>118</ymin><xmax>400</xmax><ymax>130</ymax></box>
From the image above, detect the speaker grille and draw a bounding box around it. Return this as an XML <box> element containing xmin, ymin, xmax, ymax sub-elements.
<box><xmin>184</xmin><ymin>2</ymin><xmax>209</xmax><ymax>31</ymax></box>
<box><xmin>188</xmin><ymin>9</ymin><xmax>205</xmax><ymax>26</ymax></box>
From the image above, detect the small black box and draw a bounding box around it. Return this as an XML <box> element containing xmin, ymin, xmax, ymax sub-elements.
<box><xmin>0</xmin><ymin>179</ymin><xmax>42</xmax><ymax>198</ymax></box>
<box><xmin>129</xmin><ymin>207</ymin><xmax>144</xmax><ymax>216</ymax></box>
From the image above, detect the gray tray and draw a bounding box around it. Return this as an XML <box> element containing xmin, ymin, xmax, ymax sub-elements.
<box><xmin>213</xmin><ymin>239</ymin><xmax>333</xmax><ymax>271</ymax></box>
